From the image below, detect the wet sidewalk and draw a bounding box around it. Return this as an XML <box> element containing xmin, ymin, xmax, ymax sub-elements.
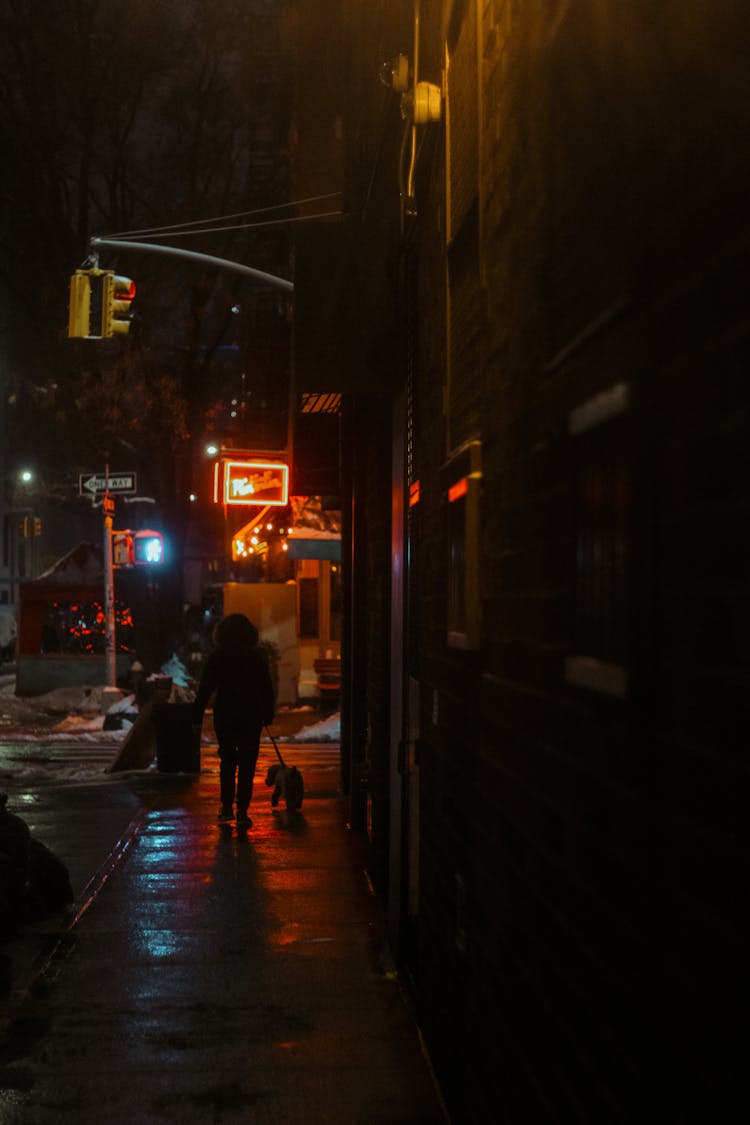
<box><xmin>0</xmin><ymin>737</ymin><xmax>447</xmax><ymax>1123</ymax></box>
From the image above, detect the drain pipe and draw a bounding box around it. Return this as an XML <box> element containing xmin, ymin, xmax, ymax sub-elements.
<box><xmin>405</xmin><ymin>0</ymin><xmax>421</xmax><ymax>206</ymax></box>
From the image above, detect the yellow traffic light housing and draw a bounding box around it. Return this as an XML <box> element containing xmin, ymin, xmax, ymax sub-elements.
<box><xmin>112</xmin><ymin>532</ymin><xmax>134</xmax><ymax>567</ymax></box>
<box><xmin>68</xmin><ymin>271</ymin><xmax>92</xmax><ymax>337</ymax></box>
<box><xmin>101</xmin><ymin>273</ymin><xmax>136</xmax><ymax>338</ymax></box>
<box><xmin>68</xmin><ymin>269</ymin><xmax>135</xmax><ymax>338</ymax></box>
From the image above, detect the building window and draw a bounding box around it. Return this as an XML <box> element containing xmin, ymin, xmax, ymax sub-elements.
<box><xmin>565</xmin><ymin>383</ymin><xmax>630</xmax><ymax>697</ymax></box>
<box><xmin>445</xmin><ymin>440</ymin><xmax>481</xmax><ymax>650</ymax></box>
<box><xmin>41</xmin><ymin>600</ymin><xmax>135</xmax><ymax>655</ymax></box>
<box><xmin>448</xmin><ymin>480</ymin><xmax>468</xmax><ymax>636</ymax></box>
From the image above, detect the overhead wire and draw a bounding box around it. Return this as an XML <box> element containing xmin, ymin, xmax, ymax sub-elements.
<box><xmin>105</xmin><ymin>193</ymin><xmax>343</xmax><ymax>240</ymax></box>
<box><xmin>106</xmin><ymin>210</ymin><xmax>344</xmax><ymax>242</ymax></box>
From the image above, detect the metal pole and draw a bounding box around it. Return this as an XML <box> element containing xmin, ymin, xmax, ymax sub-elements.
<box><xmin>90</xmin><ymin>237</ymin><xmax>294</xmax><ymax>293</ymax></box>
<box><xmin>103</xmin><ymin>465</ymin><xmax>116</xmax><ymax>689</ymax></box>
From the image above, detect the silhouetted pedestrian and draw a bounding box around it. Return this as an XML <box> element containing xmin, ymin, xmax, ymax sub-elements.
<box><xmin>192</xmin><ymin>614</ymin><xmax>275</xmax><ymax>825</ymax></box>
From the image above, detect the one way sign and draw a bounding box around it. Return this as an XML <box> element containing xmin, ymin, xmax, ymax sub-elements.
<box><xmin>79</xmin><ymin>472</ymin><xmax>137</xmax><ymax>496</ymax></box>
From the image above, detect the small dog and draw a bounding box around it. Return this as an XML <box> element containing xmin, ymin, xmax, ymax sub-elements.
<box><xmin>265</xmin><ymin>763</ymin><xmax>304</xmax><ymax>812</ymax></box>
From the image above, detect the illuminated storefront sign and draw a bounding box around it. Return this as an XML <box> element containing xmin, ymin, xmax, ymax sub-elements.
<box><xmin>214</xmin><ymin>459</ymin><xmax>290</xmax><ymax>507</ymax></box>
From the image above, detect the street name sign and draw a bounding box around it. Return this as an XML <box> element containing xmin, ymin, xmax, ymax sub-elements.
<box><xmin>79</xmin><ymin>472</ymin><xmax>137</xmax><ymax>496</ymax></box>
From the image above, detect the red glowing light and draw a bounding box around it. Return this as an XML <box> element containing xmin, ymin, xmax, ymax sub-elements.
<box><xmin>448</xmin><ymin>477</ymin><xmax>468</xmax><ymax>503</ymax></box>
<box><xmin>114</xmin><ymin>277</ymin><xmax>136</xmax><ymax>300</ymax></box>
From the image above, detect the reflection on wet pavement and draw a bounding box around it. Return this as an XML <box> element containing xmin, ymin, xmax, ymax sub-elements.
<box><xmin>0</xmin><ymin>745</ymin><xmax>445</xmax><ymax>1123</ymax></box>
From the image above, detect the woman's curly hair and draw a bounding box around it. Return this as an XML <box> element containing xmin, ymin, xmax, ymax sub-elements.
<box><xmin>213</xmin><ymin>613</ymin><xmax>259</xmax><ymax>650</ymax></box>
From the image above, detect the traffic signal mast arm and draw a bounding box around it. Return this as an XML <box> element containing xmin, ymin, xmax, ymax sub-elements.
<box><xmin>89</xmin><ymin>237</ymin><xmax>294</xmax><ymax>293</ymax></box>
<box><xmin>68</xmin><ymin>239</ymin><xmax>293</xmax><ymax>339</ymax></box>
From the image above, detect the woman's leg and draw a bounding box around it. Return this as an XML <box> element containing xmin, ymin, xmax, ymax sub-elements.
<box><xmin>219</xmin><ymin>750</ymin><xmax>238</xmax><ymax>811</ymax></box>
<box><xmin>214</xmin><ymin>722</ymin><xmax>239</xmax><ymax>812</ymax></box>
<box><xmin>235</xmin><ymin>725</ymin><xmax>262</xmax><ymax>815</ymax></box>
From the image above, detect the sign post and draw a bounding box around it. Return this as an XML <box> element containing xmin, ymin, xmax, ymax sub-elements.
<box><xmin>80</xmin><ymin>468</ymin><xmax>136</xmax><ymax>693</ymax></box>
<box><xmin>102</xmin><ymin>470</ymin><xmax>116</xmax><ymax>690</ymax></box>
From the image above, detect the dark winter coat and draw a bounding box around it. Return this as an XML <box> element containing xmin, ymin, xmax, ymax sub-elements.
<box><xmin>192</xmin><ymin>644</ymin><xmax>275</xmax><ymax>731</ymax></box>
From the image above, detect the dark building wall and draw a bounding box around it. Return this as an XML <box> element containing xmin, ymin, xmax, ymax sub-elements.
<box><xmin>409</xmin><ymin>2</ymin><xmax>749</xmax><ymax>1121</ymax></box>
<box><xmin>293</xmin><ymin>0</ymin><xmax>408</xmax><ymax>397</ymax></box>
<box><xmin>322</xmin><ymin>0</ymin><xmax>749</xmax><ymax>1121</ymax></box>
<box><xmin>345</xmin><ymin>392</ymin><xmax>395</xmax><ymax>881</ymax></box>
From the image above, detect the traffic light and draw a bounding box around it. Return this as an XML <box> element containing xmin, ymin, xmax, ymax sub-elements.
<box><xmin>101</xmin><ymin>273</ymin><xmax>136</xmax><ymax>337</ymax></box>
<box><xmin>112</xmin><ymin>532</ymin><xmax>134</xmax><ymax>566</ymax></box>
<box><xmin>68</xmin><ymin>271</ymin><xmax>92</xmax><ymax>337</ymax></box>
<box><xmin>68</xmin><ymin>269</ymin><xmax>136</xmax><ymax>338</ymax></box>
<box><xmin>133</xmin><ymin>530</ymin><xmax>164</xmax><ymax>565</ymax></box>
<box><xmin>112</xmin><ymin>530</ymin><xmax>164</xmax><ymax>565</ymax></box>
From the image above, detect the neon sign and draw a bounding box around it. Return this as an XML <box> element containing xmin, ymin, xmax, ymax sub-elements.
<box><xmin>214</xmin><ymin>459</ymin><xmax>289</xmax><ymax>507</ymax></box>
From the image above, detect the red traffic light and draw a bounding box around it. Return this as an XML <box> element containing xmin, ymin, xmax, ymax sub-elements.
<box><xmin>114</xmin><ymin>276</ymin><xmax>136</xmax><ymax>300</ymax></box>
<box><xmin>102</xmin><ymin>273</ymin><xmax>136</xmax><ymax>337</ymax></box>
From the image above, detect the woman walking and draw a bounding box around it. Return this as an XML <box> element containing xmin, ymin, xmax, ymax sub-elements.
<box><xmin>192</xmin><ymin>613</ymin><xmax>275</xmax><ymax>825</ymax></box>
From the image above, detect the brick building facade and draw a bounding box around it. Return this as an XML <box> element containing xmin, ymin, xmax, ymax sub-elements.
<box><xmin>295</xmin><ymin>2</ymin><xmax>749</xmax><ymax>1119</ymax></box>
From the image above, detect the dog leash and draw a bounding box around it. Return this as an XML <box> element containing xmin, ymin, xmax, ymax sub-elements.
<box><xmin>265</xmin><ymin>726</ymin><xmax>287</xmax><ymax>769</ymax></box>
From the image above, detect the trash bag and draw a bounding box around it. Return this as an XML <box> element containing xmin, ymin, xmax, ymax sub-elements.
<box><xmin>0</xmin><ymin>793</ymin><xmax>74</xmax><ymax>933</ymax></box>
<box><xmin>0</xmin><ymin>794</ymin><xmax>31</xmax><ymax>912</ymax></box>
<box><xmin>26</xmin><ymin>838</ymin><xmax>74</xmax><ymax>917</ymax></box>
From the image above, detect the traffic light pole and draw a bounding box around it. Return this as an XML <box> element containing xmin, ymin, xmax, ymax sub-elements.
<box><xmin>89</xmin><ymin>237</ymin><xmax>294</xmax><ymax>293</ymax></box>
<box><xmin>102</xmin><ymin>470</ymin><xmax>117</xmax><ymax>690</ymax></box>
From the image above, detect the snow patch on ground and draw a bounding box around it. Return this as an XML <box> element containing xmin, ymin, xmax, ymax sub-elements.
<box><xmin>282</xmin><ymin>712</ymin><xmax>340</xmax><ymax>742</ymax></box>
<box><xmin>0</xmin><ymin>657</ymin><xmax>340</xmax><ymax>790</ymax></box>
<box><xmin>0</xmin><ymin>680</ymin><xmax>119</xmax><ymax>725</ymax></box>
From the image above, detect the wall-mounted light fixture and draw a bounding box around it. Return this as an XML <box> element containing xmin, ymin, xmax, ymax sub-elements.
<box><xmin>401</xmin><ymin>80</ymin><xmax>442</xmax><ymax>126</ymax></box>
